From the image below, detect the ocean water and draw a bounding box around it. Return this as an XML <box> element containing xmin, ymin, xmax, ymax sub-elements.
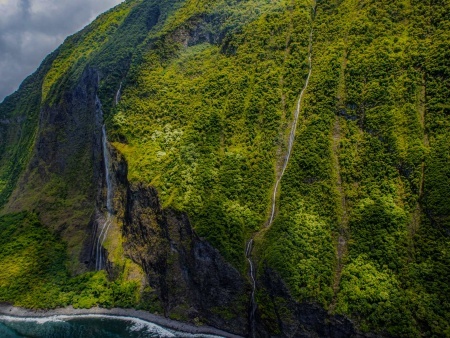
<box><xmin>0</xmin><ymin>314</ymin><xmax>222</xmax><ymax>338</ymax></box>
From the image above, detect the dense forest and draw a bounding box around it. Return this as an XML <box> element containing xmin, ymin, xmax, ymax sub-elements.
<box><xmin>0</xmin><ymin>0</ymin><xmax>449</xmax><ymax>336</ymax></box>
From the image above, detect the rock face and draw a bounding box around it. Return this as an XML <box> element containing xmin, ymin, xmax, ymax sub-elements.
<box><xmin>6</xmin><ymin>67</ymin><xmax>103</xmax><ymax>273</ymax></box>
<box><xmin>123</xmin><ymin>181</ymin><xmax>248</xmax><ymax>336</ymax></box>
<box><xmin>32</xmin><ymin>67</ymin><xmax>102</xmax><ymax>178</ymax></box>
<box><xmin>257</xmin><ymin>267</ymin><xmax>379</xmax><ymax>338</ymax></box>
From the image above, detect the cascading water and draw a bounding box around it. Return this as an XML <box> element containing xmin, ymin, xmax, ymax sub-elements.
<box><xmin>95</xmin><ymin>124</ymin><xmax>114</xmax><ymax>270</ymax></box>
<box><xmin>245</xmin><ymin>7</ymin><xmax>315</xmax><ymax>335</ymax></box>
<box><xmin>94</xmin><ymin>82</ymin><xmax>123</xmax><ymax>269</ymax></box>
<box><xmin>246</xmin><ymin>239</ymin><xmax>256</xmax><ymax>336</ymax></box>
<box><xmin>115</xmin><ymin>82</ymin><xmax>122</xmax><ymax>106</ymax></box>
<box><xmin>102</xmin><ymin>125</ymin><xmax>114</xmax><ymax>214</ymax></box>
<box><xmin>94</xmin><ymin>93</ymin><xmax>115</xmax><ymax>271</ymax></box>
<box><xmin>268</xmin><ymin>29</ymin><xmax>314</xmax><ymax>229</ymax></box>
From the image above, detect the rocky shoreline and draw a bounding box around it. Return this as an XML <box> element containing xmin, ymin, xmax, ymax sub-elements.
<box><xmin>0</xmin><ymin>304</ymin><xmax>243</xmax><ymax>338</ymax></box>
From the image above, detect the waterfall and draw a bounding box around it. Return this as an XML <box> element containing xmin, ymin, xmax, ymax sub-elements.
<box><xmin>102</xmin><ymin>125</ymin><xmax>113</xmax><ymax>213</ymax></box>
<box><xmin>267</xmin><ymin>28</ymin><xmax>314</xmax><ymax>228</ymax></box>
<box><xmin>115</xmin><ymin>82</ymin><xmax>122</xmax><ymax>106</ymax></box>
<box><xmin>94</xmin><ymin>110</ymin><xmax>114</xmax><ymax>270</ymax></box>
<box><xmin>91</xmin><ymin>78</ymin><xmax>118</xmax><ymax>270</ymax></box>
<box><xmin>245</xmin><ymin>8</ymin><xmax>315</xmax><ymax>335</ymax></box>
<box><xmin>246</xmin><ymin>239</ymin><xmax>256</xmax><ymax>337</ymax></box>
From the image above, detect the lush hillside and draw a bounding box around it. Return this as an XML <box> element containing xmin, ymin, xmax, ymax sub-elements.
<box><xmin>260</xmin><ymin>1</ymin><xmax>450</xmax><ymax>336</ymax></box>
<box><xmin>0</xmin><ymin>212</ymin><xmax>140</xmax><ymax>310</ymax></box>
<box><xmin>0</xmin><ymin>0</ymin><xmax>449</xmax><ymax>336</ymax></box>
<box><xmin>113</xmin><ymin>0</ymin><xmax>312</xmax><ymax>269</ymax></box>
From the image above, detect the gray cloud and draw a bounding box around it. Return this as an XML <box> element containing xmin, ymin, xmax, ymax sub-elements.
<box><xmin>0</xmin><ymin>0</ymin><xmax>123</xmax><ymax>103</ymax></box>
<box><xmin>19</xmin><ymin>0</ymin><xmax>30</xmax><ymax>16</ymax></box>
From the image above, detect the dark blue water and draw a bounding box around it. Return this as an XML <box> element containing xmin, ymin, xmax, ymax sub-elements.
<box><xmin>0</xmin><ymin>315</ymin><xmax>221</xmax><ymax>338</ymax></box>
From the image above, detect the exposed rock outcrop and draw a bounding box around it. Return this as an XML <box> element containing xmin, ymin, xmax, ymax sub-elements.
<box><xmin>6</xmin><ymin>67</ymin><xmax>102</xmax><ymax>273</ymax></box>
<box><xmin>123</xmin><ymin>182</ymin><xmax>248</xmax><ymax>336</ymax></box>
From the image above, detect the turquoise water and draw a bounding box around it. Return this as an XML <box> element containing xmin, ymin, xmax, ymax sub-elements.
<box><xmin>0</xmin><ymin>314</ymin><xmax>222</xmax><ymax>338</ymax></box>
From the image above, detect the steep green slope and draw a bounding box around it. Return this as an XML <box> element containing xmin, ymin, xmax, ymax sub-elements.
<box><xmin>259</xmin><ymin>0</ymin><xmax>450</xmax><ymax>336</ymax></box>
<box><xmin>0</xmin><ymin>0</ymin><xmax>449</xmax><ymax>336</ymax></box>
<box><xmin>113</xmin><ymin>0</ymin><xmax>312</xmax><ymax>268</ymax></box>
<box><xmin>0</xmin><ymin>52</ymin><xmax>56</xmax><ymax>207</ymax></box>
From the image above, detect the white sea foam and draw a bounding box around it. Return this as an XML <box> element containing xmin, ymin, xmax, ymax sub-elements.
<box><xmin>0</xmin><ymin>315</ymin><xmax>64</xmax><ymax>324</ymax></box>
<box><xmin>128</xmin><ymin>319</ymin><xmax>146</xmax><ymax>332</ymax></box>
<box><xmin>0</xmin><ymin>314</ymin><xmax>176</xmax><ymax>336</ymax></box>
<box><xmin>169</xmin><ymin>333</ymin><xmax>223</xmax><ymax>338</ymax></box>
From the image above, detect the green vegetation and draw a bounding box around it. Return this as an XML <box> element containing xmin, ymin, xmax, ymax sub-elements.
<box><xmin>0</xmin><ymin>0</ymin><xmax>449</xmax><ymax>336</ymax></box>
<box><xmin>113</xmin><ymin>0</ymin><xmax>312</xmax><ymax>268</ymax></box>
<box><xmin>258</xmin><ymin>0</ymin><xmax>450</xmax><ymax>336</ymax></box>
<box><xmin>0</xmin><ymin>212</ymin><xmax>141</xmax><ymax>309</ymax></box>
<box><xmin>42</xmin><ymin>0</ymin><xmax>140</xmax><ymax>102</ymax></box>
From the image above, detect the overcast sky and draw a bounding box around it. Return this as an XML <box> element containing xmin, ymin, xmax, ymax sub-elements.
<box><xmin>0</xmin><ymin>0</ymin><xmax>123</xmax><ymax>103</ymax></box>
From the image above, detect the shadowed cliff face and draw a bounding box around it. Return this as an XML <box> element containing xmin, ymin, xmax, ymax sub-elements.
<box><xmin>257</xmin><ymin>267</ymin><xmax>381</xmax><ymax>338</ymax></box>
<box><xmin>33</xmin><ymin>68</ymin><xmax>102</xmax><ymax>177</ymax></box>
<box><xmin>123</xmin><ymin>182</ymin><xmax>248</xmax><ymax>336</ymax></box>
<box><xmin>6</xmin><ymin>67</ymin><xmax>103</xmax><ymax>273</ymax></box>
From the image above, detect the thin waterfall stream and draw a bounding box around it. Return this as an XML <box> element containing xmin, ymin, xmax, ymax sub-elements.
<box><xmin>95</xmin><ymin>124</ymin><xmax>114</xmax><ymax>270</ymax></box>
<box><xmin>246</xmin><ymin>239</ymin><xmax>256</xmax><ymax>335</ymax></box>
<box><xmin>115</xmin><ymin>82</ymin><xmax>122</xmax><ymax>106</ymax></box>
<box><xmin>245</xmin><ymin>8</ymin><xmax>315</xmax><ymax>335</ymax></box>
<box><xmin>267</xmin><ymin>27</ymin><xmax>314</xmax><ymax>229</ymax></box>
<box><xmin>94</xmin><ymin>88</ymin><xmax>120</xmax><ymax>270</ymax></box>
